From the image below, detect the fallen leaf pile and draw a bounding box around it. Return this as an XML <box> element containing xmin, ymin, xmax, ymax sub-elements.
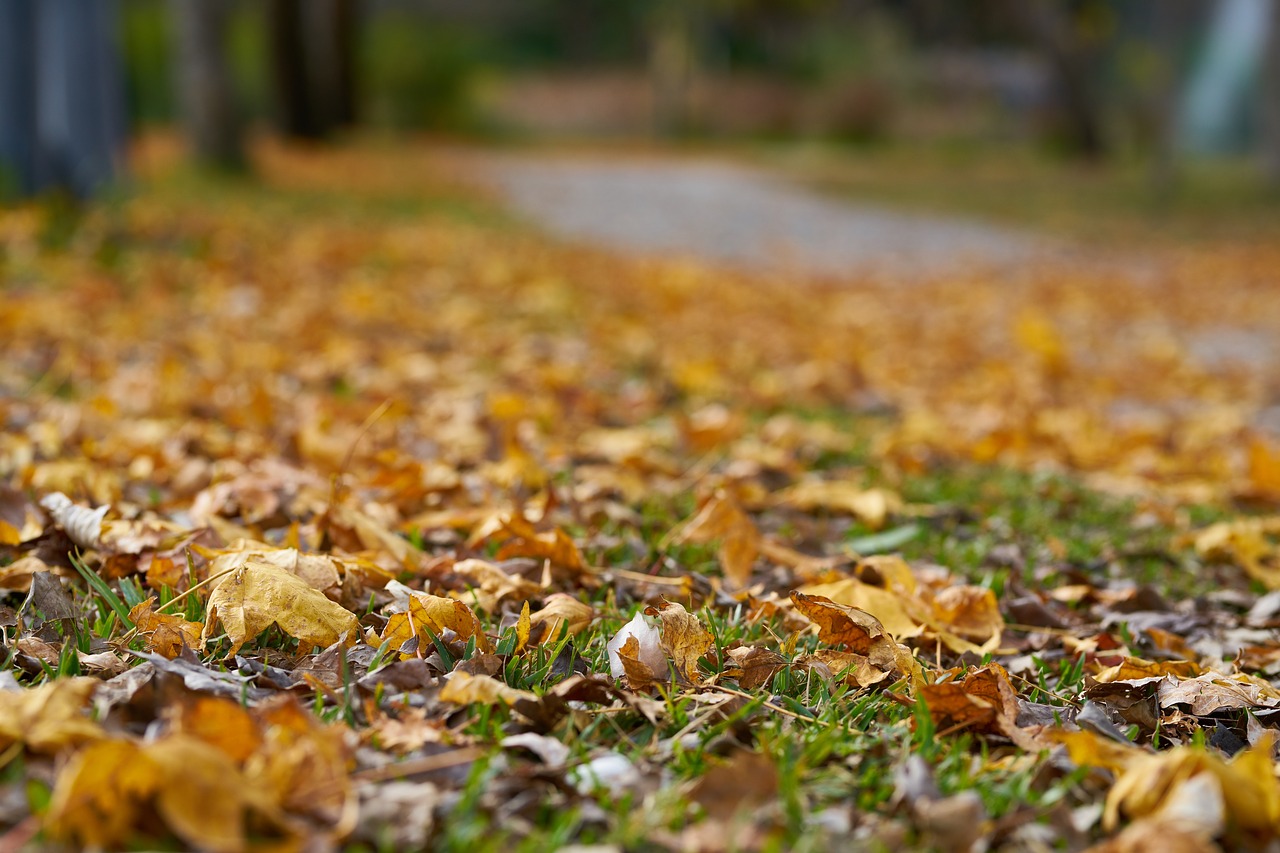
<box><xmin>2</xmin><ymin>136</ymin><xmax>1280</xmax><ymax>849</ymax></box>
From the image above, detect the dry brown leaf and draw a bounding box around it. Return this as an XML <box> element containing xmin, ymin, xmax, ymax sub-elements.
<box><xmin>671</xmin><ymin>491</ymin><xmax>760</xmax><ymax>588</ymax></box>
<box><xmin>918</xmin><ymin>664</ymin><xmax>1044</xmax><ymax>749</ymax></box>
<box><xmin>646</xmin><ymin>599</ymin><xmax>714</xmax><ymax>684</ymax></box>
<box><xmin>725</xmin><ymin>646</ymin><xmax>786</xmax><ymax>690</ymax></box>
<box><xmin>616</xmin><ymin>634</ymin><xmax>665</xmax><ymax>691</ymax></box>
<box><xmin>789</xmin><ymin>590</ymin><xmax>893</xmax><ymax>655</ymax></box>
<box><xmin>796</xmin><ymin>577</ymin><xmax>924</xmax><ymax>640</ymax></box>
<box><xmin>201</xmin><ymin>558</ymin><xmax>360</xmax><ymax>657</ymax></box>
<box><xmin>491</xmin><ymin>515</ymin><xmax>588</xmax><ymax>577</ymax></box>
<box><xmin>528</xmin><ymin>593</ymin><xmax>594</xmax><ymax>644</ymax></box>
<box><xmin>381</xmin><ymin>591</ymin><xmax>492</xmax><ymax>658</ymax></box>
<box><xmin>129</xmin><ymin>597</ymin><xmax>203</xmax><ymax>659</ymax></box>
<box><xmin>930</xmin><ymin>585</ymin><xmax>1004</xmax><ymax>644</ymax></box>
<box><xmin>449</xmin><ymin>558</ymin><xmax>541</xmax><ymax>612</ymax></box>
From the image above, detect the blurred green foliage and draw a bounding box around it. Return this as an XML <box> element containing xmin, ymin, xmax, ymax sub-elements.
<box><xmin>361</xmin><ymin>17</ymin><xmax>497</xmax><ymax>133</ymax></box>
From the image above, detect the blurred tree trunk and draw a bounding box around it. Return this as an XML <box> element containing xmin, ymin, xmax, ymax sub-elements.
<box><xmin>268</xmin><ymin>0</ymin><xmax>358</xmax><ymax>141</ymax></box>
<box><xmin>173</xmin><ymin>0</ymin><xmax>245</xmax><ymax>170</ymax></box>
<box><xmin>1</xmin><ymin>0</ymin><xmax>126</xmax><ymax>199</ymax></box>
<box><xmin>1263</xmin><ymin>1</ymin><xmax>1280</xmax><ymax>189</ymax></box>
<box><xmin>1147</xmin><ymin>0</ymin><xmax>1196</xmax><ymax>203</ymax></box>
<box><xmin>1010</xmin><ymin>0</ymin><xmax>1109</xmax><ymax>160</ymax></box>
<box><xmin>649</xmin><ymin>4</ymin><xmax>699</xmax><ymax>138</ymax></box>
<box><xmin>0</xmin><ymin>0</ymin><xmax>39</xmax><ymax>198</ymax></box>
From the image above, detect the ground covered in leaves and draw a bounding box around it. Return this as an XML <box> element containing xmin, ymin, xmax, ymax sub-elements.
<box><xmin>4</xmin><ymin>138</ymin><xmax>1280</xmax><ymax>851</ymax></box>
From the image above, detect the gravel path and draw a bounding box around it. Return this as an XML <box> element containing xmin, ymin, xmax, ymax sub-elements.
<box><xmin>477</xmin><ymin>154</ymin><xmax>1048</xmax><ymax>279</ymax></box>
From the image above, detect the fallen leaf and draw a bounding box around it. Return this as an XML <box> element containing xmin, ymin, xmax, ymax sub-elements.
<box><xmin>774</xmin><ymin>480</ymin><xmax>903</xmax><ymax>530</ymax></box>
<box><xmin>528</xmin><ymin>593</ymin><xmax>594</xmax><ymax>643</ymax></box>
<box><xmin>201</xmin><ymin>558</ymin><xmax>360</xmax><ymax>656</ymax></box>
<box><xmin>789</xmin><ymin>590</ymin><xmax>894</xmax><ymax>656</ymax></box>
<box><xmin>671</xmin><ymin>490</ymin><xmax>760</xmax><ymax>588</ymax></box>
<box><xmin>381</xmin><ymin>591</ymin><xmax>492</xmax><ymax>658</ymax></box>
<box><xmin>724</xmin><ymin>646</ymin><xmax>786</xmax><ymax>690</ymax></box>
<box><xmin>440</xmin><ymin>671</ymin><xmax>537</xmax><ymax>708</ymax></box>
<box><xmin>647</xmin><ymin>599</ymin><xmax>714</xmax><ymax>684</ymax></box>
<box><xmin>615</xmin><ymin>634</ymin><xmax>664</xmax><ymax>691</ymax></box>
<box><xmin>0</xmin><ymin>678</ymin><xmax>102</xmax><ymax>753</ymax></box>
<box><xmin>129</xmin><ymin>597</ymin><xmax>202</xmax><ymax>659</ymax></box>
<box><xmin>606</xmin><ymin>610</ymin><xmax>665</xmax><ymax>679</ymax></box>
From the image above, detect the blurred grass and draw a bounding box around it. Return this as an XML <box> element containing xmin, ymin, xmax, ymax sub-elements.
<box><xmin>757</xmin><ymin>140</ymin><xmax>1280</xmax><ymax>248</ymax></box>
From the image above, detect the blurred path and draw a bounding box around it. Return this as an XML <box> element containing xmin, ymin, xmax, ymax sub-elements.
<box><xmin>475</xmin><ymin>153</ymin><xmax>1049</xmax><ymax>279</ymax></box>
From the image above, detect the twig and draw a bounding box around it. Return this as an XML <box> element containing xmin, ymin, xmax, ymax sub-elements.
<box><xmin>704</xmin><ymin>683</ymin><xmax>832</xmax><ymax>727</ymax></box>
<box><xmin>155</xmin><ymin>563</ymin><xmax>240</xmax><ymax>614</ymax></box>
<box><xmin>351</xmin><ymin>747</ymin><xmax>486</xmax><ymax>783</ymax></box>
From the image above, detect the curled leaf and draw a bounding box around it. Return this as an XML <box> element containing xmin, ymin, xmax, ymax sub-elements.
<box><xmin>607</xmin><ymin>611</ymin><xmax>665</xmax><ymax>680</ymax></box>
<box><xmin>40</xmin><ymin>492</ymin><xmax>107</xmax><ymax>551</ymax></box>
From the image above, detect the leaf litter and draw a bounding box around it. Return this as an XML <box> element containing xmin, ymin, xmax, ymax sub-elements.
<box><xmin>1</xmin><ymin>138</ymin><xmax>1280</xmax><ymax>849</ymax></box>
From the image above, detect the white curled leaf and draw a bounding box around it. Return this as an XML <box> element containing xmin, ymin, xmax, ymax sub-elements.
<box><xmin>606</xmin><ymin>611</ymin><xmax>664</xmax><ymax>678</ymax></box>
<box><xmin>39</xmin><ymin>492</ymin><xmax>108</xmax><ymax>551</ymax></box>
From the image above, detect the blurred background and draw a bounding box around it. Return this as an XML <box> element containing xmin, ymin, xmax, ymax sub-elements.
<box><xmin>2</xmin><ymin>0</ymin><xmax>1278</xmax><ymax>232</ymax></box>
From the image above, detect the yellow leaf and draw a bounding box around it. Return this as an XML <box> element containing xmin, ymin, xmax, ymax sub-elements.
<box><xmin>515</xmin><ymin>600</ymin><xmax>531</xmax><ymax>653</ymax></box>
<box><xmin>380</xmin><ymin>591</ymin><xmax>492</xmax><ymax>658</ymax></box>
<box><xmin>0</xmin><ymin>678</ymin><xmax>102</xmax><ymax>754</ymax></box>
<box><xmin>528</xmin><ymin>593</ymin><xmax>594</xmax><ymax>644</ymax></box>
<box><xmin>146</xmin><ymin>736</ymin><xmax>252</xmax><ymax>853</ymax></box>
<box><xmin>774</xmin><ymin>480</ymin><xmax>902</xmax><ymax>530</ymax></box>
<box><xmin>440</xmin><ymin>671</ymin><xmax>536</xmax><ymax>707</ymax></box>
<box><xmin>249</xmin><ymin>695</ymin><xmax>353</xmax><ymax>830</ymax></box>
<box><xmin>169</xmin><ymin>695</ymin><xmax>262</xmax><ymax>764</ymax></box>
<box><xmin>45</xmin><ymin>739</ymin><xmax>159</xmax><ymax>850</ymax></box>
<box><xmin>202</xmin><ymin>558</ymin><xmax>359</xmax><ymax>656</ymax></box>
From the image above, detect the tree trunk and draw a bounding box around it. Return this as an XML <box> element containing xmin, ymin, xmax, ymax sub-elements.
<box><xmin>1011</xmin><ymin>0</ymin><xmax>1109</xmax><ymax>160</ymax></box>
<box><xmin>173</xmin><ymin>0</ymin><xmax>245</xmax><ymax>170</ymax></box>
<box><xmin>2</xmin><ymin>0</ymin><xmax>125</xmax><ymax>199</ymax></box>
<box><xmin>268</xmin><ymin>0</ymin><xmax>358</xmax><ymax>141</ymax></box>
<box><xmin>1148</xmin><ymin>0</ymin><xmax>1196</xmax><ymax>203</ymax></box>
<box><xmin>1263</xmin><ymin>1</ymin><xmax>1280</xmax><ymax>188</ymax></box>
<box><xmin>268</xmin><ymin>0</ymin><xmax>318</xmax><ymax>139</ymax></box>
<box><xmin>0</xmin><ymin>0</ymin><xmax>39</xmax><ymax>198</ymax></box>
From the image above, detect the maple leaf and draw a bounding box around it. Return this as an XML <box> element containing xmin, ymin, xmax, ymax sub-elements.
<box><xmin>201</xmin><ymin>558</ymin><xmax>360</xmax><ymax>656</ymax></box>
